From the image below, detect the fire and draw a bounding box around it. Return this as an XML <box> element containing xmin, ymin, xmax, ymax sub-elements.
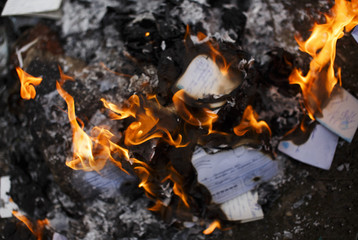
<box><xmin>162</xmin><ymin>165</ymin><xmax>190</xmax><ymax>208</ymax></box>
<box><xmin>12</xmin><ymin>211</ymin><xmax>49</xmax><ymax>240</ymax></box>
<box><xmin>172</xmin><ymin>90</ymin><xmax>218</xmax><ymax>134</ymax></box>
<box><xmin>16</xmin><ymin>67</ymin><xmax>43</xmax><ymax>100</ymax></box>
<box><xmin>233</xmin><ymin>105</ymin><xmax>272</xmax><ymax>137</ymax></box>
<box><xmin>206</xmin><ymin>39</ymin><xmax>231</xmax><ymax>76</ymax></box>
<box><xmin>102</xmin><ymin>95</ymin><xmax>187</xmax><ymax>147</ymax></box>
<box><xmin>289</xmin><ymin>0</ymin><xmax>358</xmax><ymax>119</ymax></box>
<box><xmin>203</xmin><ymin>220</ymin><xmax>221</xmax><ymax>235</ymax></box>
<box><xmin>147</xmin><ymin>199</ymin><xmax>163</xmax><ymax>211</ymax></box>
<box><xmin>56</xmin><ymin>81</ymin><xmax>96</xmax><ymax>171</ymax></box>
<box><xmin>184</xmin><ymin>26</ymin><xmax>231</xmax><ymax>76</ymax></box>
<box><xmin>132</xmin><ymin>159</ymin><xmax>157</xmax><ymax>198</ymax></box>
<box><xmin>56</xmin><ymin>68</ymin><xmax>130</xmax><ymax>173</ymax></box>
<box><xmin>90</xmin><ymin>127</ymin><xmax>130</xmax><ymax>174</ymax></box>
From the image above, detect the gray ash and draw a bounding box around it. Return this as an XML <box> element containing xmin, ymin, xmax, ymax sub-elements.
<box><xmin>2</xmin><ymin>0</ymin><xmax>356</xmax><ymax>240</ymax></box>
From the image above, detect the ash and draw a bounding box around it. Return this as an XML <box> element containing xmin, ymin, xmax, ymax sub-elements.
<box><xmin>243</xmin><ymin>0</ymin><xmax>297</xmax><ymax>62</ymax></box>
<box><xmin>1</xmin><ymin>0</ymin><xmax>357</xmax><ymax>240</ymax></box>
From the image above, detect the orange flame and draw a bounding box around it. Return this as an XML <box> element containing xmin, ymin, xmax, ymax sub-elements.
<box><xmin>203</xmin><ymin>220</ymin><xmax>221</xmax><ymax>235</ymax></box>
<box><xmin>102</xmin><ymin>95</ymin><xmax>187</xmax><ymax>147</ymax></box>
<box><xmin>185</xmin><ymin>26</ymin><xmax>231</xmax><ymax>76</ymax></box>
<box><xmin>90</xmin><ymin>127</ymin><xmax>130</xmax><ymax>174</ymax></box>
<box><xmin>56</xmin><ymin>68</ymin><xmax>130</xmax><ymax>173</ymax></box>
<box><xmin>233</xmin><ymin>105</ymin><xmax>272</xmax><ymax>137</ymax></box>
<box><xmin>147</xmin><ymin>199</ymin><xmax>163</xmax><ymax>211</ymax></box>
<box><xmin>16</xmin><ymin>67</ymin><xmax>43</xmax><ymax>100</ymax></box>
<box><xmin>206</xmin><ymin>39</ymin><xmax>231</xmax><ymax>76</ymax></box>
<box><xmin>56</xmin><ymin>81</ymin><xmax>97</xmax><ymax>171</ymax></box>
<box><xmin>194</xmin><ymin>30</ymin><xmax>231</xmax><ymax>75</ymax></box>
<box><xmin>133</xmin><ymin>158</ymin><xmax>157</xmax><ymax>198</ymax></box>
<box><xmin>289</xmin><ymin>0</ymin><xmax>358</xmax><ymax>119</ymax></box>
<box><xmin>162</xmin><ymin>165</ymin><xmax>190</xmax><ymax>208</ymax></box>
<box><xmin>12</xmin><ymin>211</ymin><xmax>49</xmax><ymax>240</ymax></box>
<box><xmin>172</xmin><ymin>90</ymin><xmax>218</xmax><ymax>134</ymax></box>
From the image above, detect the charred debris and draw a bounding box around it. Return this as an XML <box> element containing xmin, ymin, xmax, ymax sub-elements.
<box><xmin>0</xmin><ymin>0</ymin><xmax>357</xmax><ymax>240</ymax></box>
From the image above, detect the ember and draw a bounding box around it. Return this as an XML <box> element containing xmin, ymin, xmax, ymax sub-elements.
<box><xmin>1</xmin><ymin>0</ymin><xmax>357</xmax><ymax>239</ymax></box>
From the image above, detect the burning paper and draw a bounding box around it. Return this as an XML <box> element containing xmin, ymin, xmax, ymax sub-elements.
<box><xmin>220</xmin><ymin>191</ymin><xmax>264</xmax><ymax>222</ymax></box>
<box><xmin>0</xmin><ymin>176</ymin><xmax>18</xmax><ymax>218</ymax></box>
<box><xmin>316</xmin><ymin>87</ymin><xmax>358</xmax><ymax>142</ymax></box>
<box><xmin>192</xmin><ymin>147</ymin><xmax>278</xmax><ymax>204</ymax></box>
<box><xmin>278</xmin><ymin>124</ymin><xmax>339</xmax><ymax>170</ymax></box>
<box><xmin>1</xmin><ymin>0</ymin><xmax>62</xmax><ymax>19</ymax></box>
<box><xmin>176</xmin><ymin>55</ymin><xmax>241</xmax><ymax>107</ymax></box>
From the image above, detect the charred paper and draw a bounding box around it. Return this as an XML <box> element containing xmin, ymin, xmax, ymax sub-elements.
<box><xmin>278</xmin><ymin>124</ymin><xmax>339</xmax><ymax>170</ymax></box>
<box><xmin>192</xmin><ymin>147</ymin><xmax>278</xmax><ymax>204</ymax></box>
<box><xmin>176</xmin><ymin>54</ymin><xmax>241</xmax><ymax>107</ymax></box>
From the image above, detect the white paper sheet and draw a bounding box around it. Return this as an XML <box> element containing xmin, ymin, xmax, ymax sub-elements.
<box><xmin>2</xmin><ymin>0</ymin><xmax>62</xmax><ymax>18</ymax></box>
<box><xmin>221</xmin><ymin>191</ymin><xmax>264</xmax><ymax>222</ymax></box>
<box><xmin>316</xmin><ymin>87</ymin><xmax>358</xmax><ymax>142</ymax></box>
<box><xmin>176</xmin><ymin>55</ymin><xmax>241</xmax><ymax>107</ymax></box>
<box><xmin>192</xmin><ymin>147</ymin><xmax>278</xmax><ymax>204</ymax></box>
<box><xmin>278</xmin><ymin>124</ymin><xmax>339</xmax><ymax>170</ymax></box>
<box><xmin>352</xmin><ymin>26</ymin><xmax>358</xmax><ymax>43</ymax></box>
<box><xmin>0</xmin><ymin>176</ymin><xmax>18</xmax><ymax>218</ymax></box>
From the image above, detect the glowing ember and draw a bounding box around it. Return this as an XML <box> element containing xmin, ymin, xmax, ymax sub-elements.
<box><xmin>16</xmin><ymin>67</ymin><xmax>43</xmax><ymax>100</ymax></box>
<box><xmin>289</xmin><ymin>0</ymin><xmax>358</xmax><ymax>119</ymax></box>
<box><xmin>233</xmin><ymin>105</ymin><xmax>272</xmax><ymax>137</ymax></box>
<box><xmin>12</xmin><ymin>211</ymin><xmax>49</xmax><ymax>240</ymax></box>
<box><xmin>203</xmin><ymin>220</ymin><xmax>221</xmax><ymax>235</ymax></box>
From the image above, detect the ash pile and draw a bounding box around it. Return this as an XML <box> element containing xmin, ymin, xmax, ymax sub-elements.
<box><xmin>1</xmin><ymin>0</ymin><xmax>358</xmax><ymax>240</ymax></box>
